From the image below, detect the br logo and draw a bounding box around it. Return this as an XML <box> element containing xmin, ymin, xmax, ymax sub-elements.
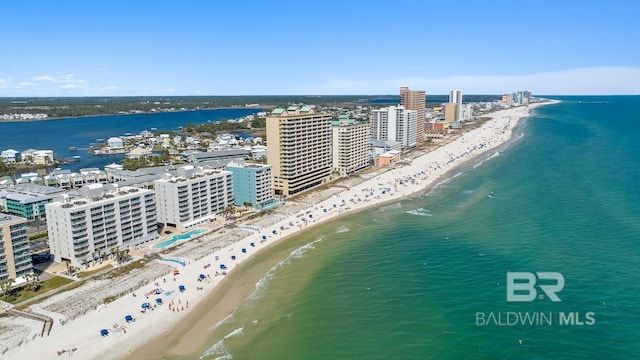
<box><xmin>506</xmin><ymin>272</ymin><xmax>564</xmax><ymax>302</ymax></box>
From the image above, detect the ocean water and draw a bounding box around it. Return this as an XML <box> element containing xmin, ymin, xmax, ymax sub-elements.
<box><xmin>182</xmin><ymin>96</ymin><xmax>640</xmax><ymax>360</ymax></box>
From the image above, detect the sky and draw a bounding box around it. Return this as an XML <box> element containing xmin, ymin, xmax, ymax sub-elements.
<box><xmin>0</xmin><ymin>0</ymin><xmax>638</xmax><ymax>96</ymax></box>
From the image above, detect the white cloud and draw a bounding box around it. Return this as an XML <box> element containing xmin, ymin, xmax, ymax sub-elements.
<box><xmin>300</xmin><ymin>67</ymin><xmax>640</xmax><ymax>95</ymax></box>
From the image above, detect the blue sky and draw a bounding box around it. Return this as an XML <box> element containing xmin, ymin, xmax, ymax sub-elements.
<box><xmin>0</xmin><ymin>0</ymin><xmax>638</xmax><ymax>96</ymax></box>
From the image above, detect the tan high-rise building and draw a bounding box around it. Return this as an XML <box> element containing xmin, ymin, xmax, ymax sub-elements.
<box><xmin>443</xmin><ymin>103</ymin><xmax>458</xmax><ymax>123</ymax></box>
<box><xmin>266</xmin><ymin>106</ymin><xmax>332</xmax><ymax>197</ymax></box>
<box><xmin>400</xmin><ymin>86</ymin><xmax>426</xmax><ymax>145</ymax></box>
<box><xmin>0</xmin><ymin>213</ymin><xmax>33</xmax><ymax>281</ymax></box>
<box><xmin>332</xmin><ymin>115</ymin><xmax>371</xmax><ymax>177</ymax></box>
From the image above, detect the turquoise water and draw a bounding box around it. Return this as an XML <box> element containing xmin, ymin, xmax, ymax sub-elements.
<box><xmin>180</xmin><ymin>97</ymin><xmax>639</xmax><ymax>360</ymax></box>
<box><xmin>152</xmin><ymin>228</ymin><xmax>207</xmax><ymax>250</ymax></box>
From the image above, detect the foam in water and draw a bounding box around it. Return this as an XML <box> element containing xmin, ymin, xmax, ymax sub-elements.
<box><xmin>405</xmin><ymin>208</ymin><xmax>433</xmax><ymax>217</ymax></box>
<box><xmin>246</xmin><ymin>238</ymin><xmax>323</xmax><ymax>303</ymax></box>
<box><xmin>200</xmin><ymin>327</ymin><xmax>244</xmax><ymax>360</ymax></box>
<box><xmin>472</xmin><ymin>151</ymin><xmax>500</xmax><ymax>170</ymax></box>
<box><xmin>336</xmin><ymin>226</ymin><xmax>351</xmax><ymax>233</ymax></box>
<box><xmin>379</xmin><ymin>202</ymin><xmax>402</xmax><ymax>211</ymax></box>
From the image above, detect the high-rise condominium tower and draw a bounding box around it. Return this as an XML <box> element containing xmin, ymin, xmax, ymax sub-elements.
<box><xmin>449</xmin><ymin>89</ymin><xmax>463</xmax><ymax>121</ymax></box>
<box><xmin>400</xmin><ymin>87</ymin><xmax>426</xmax><ymax>145</ymax></box>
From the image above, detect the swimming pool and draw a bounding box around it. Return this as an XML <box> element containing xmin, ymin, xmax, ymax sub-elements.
<box><xmin>151</xmin><ymin>228</ymin><xmax>207</xmax><ymax>250</ymax></box>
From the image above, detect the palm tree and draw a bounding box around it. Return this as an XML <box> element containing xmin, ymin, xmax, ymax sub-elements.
<box><xmin>1</xmin><ymin>278</ymin><xmax>15</xmax><ymax>297</ymax></box>
<box><xmin>222</xmin><ymin>205</ymin><xmax>236</xmax><ymax>219</ymax></box>
<box><xmin>81</xmin><ymin>257</ymin><xmax>88</xmax><ymax>269</ymax></box>
<box><xmin>23</xmin><ymin>273</ymin><xmax>39</xmax><ymax>291</ymax></box>
<box><xmin>63</xmin><ymin>259</ymin><xmax>72</xmax><ymax>276</ymax></box>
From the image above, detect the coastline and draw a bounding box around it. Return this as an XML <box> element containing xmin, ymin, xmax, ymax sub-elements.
<box><xmin>1</xmin><ymin>100</ymin><xmax>558</xmax><ymax>360</ymax></box>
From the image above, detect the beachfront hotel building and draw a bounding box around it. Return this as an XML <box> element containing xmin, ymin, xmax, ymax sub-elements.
<box><xmin>332</xmin><ymin>115</ymin><xmax>371</xmax><ymax>177</ymax></box>
<box><xmin>154</xmin><ymin>165</ymin><xmax>233</xmax><ymax>231</ymax></box>
<box><xmin>266</xmin><ymin>106</ymin><xmax>333</xmax><ymax>197</ymax></box>
<box><xmin>370</xmin><ymin>105</ymin><xmax>418</xmax><ymax>150</ymax></box>
<box><xmin>0</xmin><ymin>213</ymin><xmax>33</xmax><ymax>282</ymax></box>
<box><xmin>400</xmin><ymin>87</ymin><xmax>426</xmax><ymax>145</ymax></box>
<box><xmin>226</xmin><ymin>161</ymin><xmax>276</xmax><ymax>210</ymax></box>
<box><xmin>449</xmin><ymin>89</ymin><xmax>463</xmax><ymax>121</ymax></box>
<box><xmin>45</xmin><ymin>184</ymin><xmax>158</xmax><ymax>267</ymax></box>
<box><xmin>443</xmin><ymin>103</ymin><xmax>458</xmax><ymax>123</ymax></box>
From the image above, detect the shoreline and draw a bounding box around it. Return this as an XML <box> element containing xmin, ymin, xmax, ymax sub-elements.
<box><xmin>1</xmin><ymin>100</ymin><xmax>558</xmax><ymax>360</ymax></box>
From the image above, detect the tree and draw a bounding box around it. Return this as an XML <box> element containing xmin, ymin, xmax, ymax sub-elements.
<box><xmin>23</xmin><ymin>273</ymin><xmax>39</xmax><ymax>291</ymax></box>
<box><xmin>221</xmin><ymin>205</ymin><xmax>236</xmax><ymax>219</ymax></box>
<box><xmin>1</xmin><ymin>278</ymin><xmax>15</xmax><ymax>297</ymax></box>
<box><xmin>63</xmin><ymin>259</ymin><xmax>72</xmax><ymax>276</ymax></box>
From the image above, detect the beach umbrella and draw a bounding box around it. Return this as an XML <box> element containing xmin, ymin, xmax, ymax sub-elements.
<box><xmin>141</xmin><ymin>302</ymin><xmax>149</xmax><ymax>308</ymax></box>
<box><xmin>250</xmin><ymin>242</ymin><xmax>255</xmax><ymax>247</ymax></box>
<box><xmin>219</xmin><ymin>264</ymin><xmax>226</xmax><ymax>269</ymax></box>
<box><xmin>179</xmin><ymin>285</ymin><xmax>185</xmax><ymax>292</ymax></box>
<box><xmin>280</xmin><ymin>226</ymin><xmax>285</xmax><ymax>230</ymax></box>
<box><xmin>199</xmin><ymin>274</ymin><xmax>206</xmax><ymax>279</ymax></box>
<box><xmin>100</xmin><ymin>329</ymin><xmax>109</xmax><ymax>337</ymax></box>
<box><xmin>125</xmin><ymin>315</ymin><xmax>133</xmax><ymax>323</ymax></box>
<box><xmin>155</xmin><ymin>298</ymin><xmax>163</xmax><ymax>304</ymax></box>
<box><xmin>241</xmin><ymin>248</ymin><xmax>246</xmax><ymax>253</ymax></box>
<box><xmin>231</xmin><ymin>255</ymin><xmax>236</xmax><ymax>260</ymax></box>
<box><xmin>309</xmin><ymin>214</ymin><xmax>313</xmax><ymax>218</ymax></box>
<box><xmin>262</xmin><ymin>235</ymin><xmax>267</xmax><ymax>240</ymax></box>
<box><xmin>272</xmin><ymin>230</ymin><xmax>277</xmax><ymax>234</ymax></box>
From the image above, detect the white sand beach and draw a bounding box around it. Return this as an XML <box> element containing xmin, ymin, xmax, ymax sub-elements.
<box><xmin>1</xmin><ymin>101</ymin><xmax>555</xmax><ymax>360</ymax></box>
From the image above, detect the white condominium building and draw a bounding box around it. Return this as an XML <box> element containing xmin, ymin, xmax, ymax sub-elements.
<box><xmin>45</xmin><ymin>184</ymin><xmax>158</xmax><ymax>267</ymax></box>
<box><xmin>266</xmin><ymin>106</ymin><xmax>333</xmax><ymax>197</ymax></box>
<box><xmin>370</xmin><ymin>105</ymin><xmax>417</xmax><ymax>149</ymax></box>
<box><xmin>154</xmin><ymin>165</ymin><xmax>233</xmax><ymax>231</ymax></box>
<box><xmin>332</xmin><ymin>115</ymin><xmax>371</xmax><ymax>177</ymax></box>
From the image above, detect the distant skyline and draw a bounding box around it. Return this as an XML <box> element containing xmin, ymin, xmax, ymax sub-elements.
<box><xmin>1</xmin><ymin>1</ymin><xmax>638</xmax><ymax>96</ymax></box>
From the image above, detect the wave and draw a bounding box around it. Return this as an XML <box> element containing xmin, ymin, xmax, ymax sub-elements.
<box><xmin>200</xmin><ymin>327</ymin><xmax>244</xmax><ymax>360</ymax></box>
<box><xmin>249</xmin><ymin>238</ymin><xmax>323</xmax><ymax>301</ymax></box>
<box><xmin>336</xmin><ymin>226</ymin><xmax>350</xmax><ymax>233</ymax></box>
<box><xmin>462</xmin><ymin>189</ymin><xmax>475</xmax><ymax>195</ymax></box>
<box><xmin>472</xmin><ymin>151</ymin><xmax>500</xmax><ymax>170</ymax></box>
<box><xmin>406</xmin><ymin>208</ymin><xmax>433</xmax><ymax>217</ymax></box>
<box><xmin>379</xmin><ymin>202</ymin><xmax>402</xmax><ymax>211</ymax></box>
